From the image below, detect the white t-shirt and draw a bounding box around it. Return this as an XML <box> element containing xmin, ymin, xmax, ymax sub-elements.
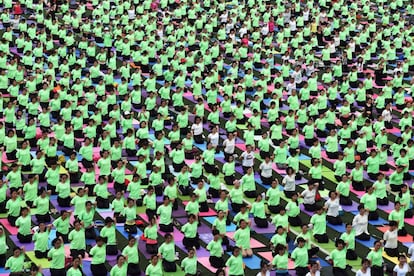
<box><xmin>305</xmin><ymin>271</ymin><xmax>320</xmax><ymax>276</ymax></box>
<box><xmin>356</xmin><ymin>268</ymin><xmax>371</xmax><ymax>276</ymax></box>
<box><xmin>241</xmin><ymin>151</ymin><xmax>255</xmax><ymax>167</ymax></box>
<box><xmin>301</xmin><ymin>189</ymin><xmax>316</xmax><ymax>204</ymax></box>
<box><xmin>408</xmin><ymin>244</ymin><xmax>414</xmax><ymax>261</ymax></box>
<box><xmin>191</xmin><ymin>123</ymin><xmax>203</xmax><ymax>136</ymax></box>
<box><xmin>352</xmin><ymin>214</ymin><xmax>369</xmax><ymax>236</ymax></box>
<box><xmin>393</xmin><ymin>263</ymin><xmax>410</xmax><ymax>276</ymax></box>
<box><xmin>223</xmin><ymin>138</ymin><xmax>235</xmax><ymax>154</ymax></box>
<box><xmin>208</xmin><ymin>132</ymin><xmax>219</xmax><ymax>146</ymax></box>
<box><xmin>256</xmin><ymin>271</ymin><xmax>270</xmax><ymax>276</ymax></box>
<box><xmin>384</xmin><ymin>229</ymin><xmax>398</xmax><ymax>249</ymax></box>
<box><xmin>325</xmin><ymin>198</ymin><xmax>340</xmax><ymax>217</ymax></box>
<box><xmin>282</xmin><ymin>174</ymin><xmax>296</xmax><ymax>192</ymax></box>
<box><xmin>259</xmin><ymin>161</ymin><xmax>273</xmax><ymax>178</ymax></box>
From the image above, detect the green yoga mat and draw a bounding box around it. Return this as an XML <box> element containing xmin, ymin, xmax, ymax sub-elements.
<box><xmin>300</xmin><ymin>161</ymin><xmax>337</xmax><ymax>183</ymax></box>
<box><xmin>347</xmin><ymin>258</ymin><xmax>362</xmax><ymax>271</ymax></box>
<box><xmin>164</xmin><ymin>266</ymin><xmax>185</xmax><ymax>276</ymax></box>
<box><xmin>26</xmin><ymin>251</ymin><xmax>51</xmax><ymax>268</ymax></box>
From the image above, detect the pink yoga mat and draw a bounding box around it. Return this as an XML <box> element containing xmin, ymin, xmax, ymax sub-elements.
<box><xmin>226</xmin><ymin>232</ymin><xmax>265</xmax><ymax>248</ymax></box>
<box><xmin>0</xmin><ymin>218</ymin><xmax>18</xmax><ymax>235</ymax></box>
<box><xmin>257</xmin><ymin>251</ymin><xmax>295</xmax><ymax>269</ymax></box>
<box><xmin>198</xmin><ymin>256</ymin><xmax>228</xmax><ymax>273</ymax></box>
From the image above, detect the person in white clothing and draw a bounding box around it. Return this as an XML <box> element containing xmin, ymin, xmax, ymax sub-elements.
<box><xmin>301</xmin><ymin>182</ymin><xmax>318</xmax><ymax>212</ymax></box>
<box><xmin>207</xmin><ymin>126</ymin><xmax>219</xmax><ymax>151</ymax></box>
<box><xmin>190</xmin><ymin>116</ymin><xmax>204</xmax><ymax>144</ymax></box>
<box><xmin>259</xmin><ymin>156</ymin><xmax>274</xmax><ymax>185</ymax></box>
<box><xmin>305</xmin><ymin>260</ymin><xmax>321</xmax><ymax>276</ymax></box>
<box><xmin>222</xmin><ymin>133</ymin><xmax>236</xmax><ymax>162</ymax></box>
<box><xmin>240</xmin><ymin>144</ymin><xmax>255</xmax><ymax>173</ymax></box>
<box><xmin>324</xmin><ymin>191</ymin><xmax>342</xmax><ymax>225</ymax></box>
<box><xmin>383</xmin><ymin>221</ymin><xmax>399</xmax><ymax>257</ymax></box>
<box><xmin>256</xmin><ymin>260</ymin><xmax>270</xmax><ymax>276</ymax></box>
<box><xmin>282</xmin><ymin>167</ymin><xmax>297</xmax><ymax>198</ymax></box>
<box><xmin>393</xmin><ymin>254</ymin><xmax>411</xmax><ymax>276</ymax></box>
<box><xmin>353</xmin><ymin>204</ymin><xmax>370</xmax><ymax>241</ymax></box>
<box><xmin>356</xmin><ymin>258</ymin><xmax>371</xmax><ymax>276</ymax></box>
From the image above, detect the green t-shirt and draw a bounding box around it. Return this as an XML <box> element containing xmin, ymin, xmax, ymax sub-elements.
<box><xmin>90</xmin><ymin>245</ymin><xmax>106</xmax><ymax>264</ymax></box>
<box><xmin>100</xmin><ymin>225</ymin><xmax>116</xmax><ymax>245</ymax></box>
<box><xmin>360</xmin><ymin>193</ymin><xmax>377</xmax><ymax>211</ymax></box>
<box><xmin>16</xmin><ymin>215</ymin><xmax>31</xmax><ymax>235</ymax></box>
<box><xmin>33</xmin><ymin>230</ymin><xmax>49</xmax><ymax>252</ymax></box>
<box><xmin>182</xmin><ymin>222</ymin><xmax>197</xmax><ymax>238</ymax></box>
<box><xmin>272</xmin><ymin>252</ymin><xmax>289</xmax><ymax>271</ymax></box>
<box><xmin>310</xmin><ymin>213</ymin><xmax>326</xmax><ymax>235</ymax></box>
<box><xmin>6</xmin><ymin>255</ymin><xmax>25</xmax><ymax>272</ymax></box>
<box><xmin>340</xmin><ymin>231</ymin><xmax>355</xmax><ymax>250</ymax></box>
<box><xmin>157</xmin><ymin>204</ymin><xmax>172</xmax><ymax>225</ymax></box>
<box><xmin>330</xmin><ymin>248</ymin><xmax>347</xmax><ymax>269</ymax></box>
<box><xmin>181</xmin><ymin>256</ymin><xmax>197</xmax><ymax>274</ymax></box>
<box><xmin>291</xmin><ymin>246</ymin><xmax>308</xmax><ymax>267</ymax></box>
<box><xmin>110</xmin><ymin>263</ymin><xmax>127</xmax><ymax>276</ymax></box>
<box><xmin>145</xmin><ymin>262</ymin><xmax>163</xmax><ymax>276</ymax></box>
<box><xmin>367</xmin><ymin>249</ymin><xmax>383</xmax><ymax>267</ymax></box>
<box><xmin>48</xmin><ymin>245</ymin><xmax>65</xmax><ymax>269</ymax></box>
<box><xmin>207</xmin><ymin>239</ymin><xmax>223</xmax><ymax>257</ymax></box>
<box><xmin>158</xmin><ymin>241</ymin><xmax>175</xmax><ymax>262</ymax></box>
<box><xmin>234</xmin><ymin>227</ymin><xmax>251</xmax><ymax>249</ymax></box>
<box><xmin>53</xmin><ymin>216</ymin><xmax>70</xmax><ymax>234</ymax></box>
<box><xmin>122</xmin><ymin>244</ymin><xmax>139</xmax><ymax>264</ymax></box>
<box><xmin>226</xmin><ymin>254</ymin><xmax>244</xmax><ymax>275</ymax></box>
<box><xmin>69</xmin><ymin>228</ymin><xmax>86</xmax><ymax>250</ymax></box>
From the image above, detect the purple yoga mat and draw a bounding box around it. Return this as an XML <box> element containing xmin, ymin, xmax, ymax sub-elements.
<box><xmin>199</xmin><ymin>233</ymin><xmax>213</xmax><ymax>244</ymax></box>
<box><xmin>341</xmin><ymin>201</ymin><xmax>358</xmax><ymax>212</ymax></box>
<box><xmin>299</xmin><ymin>204</ymin><xmax>315</xmax><ymax>216</ymax></box>
<box><xmin>173</xmin><ymin>207</ymin><xmax>188</xmax><ymax>218</ymax></box>
<box><xmin>138</xmin><ymin>239</ymin><xmax>154</xmax><ymax>260</ymax></box>
<box><xmin>10</xmin><ymin>235</ymin><xmax>35</xmax><ymax>251</ymax></box>
<box><xmin>251</xmin><ymin>222</ymin><xmax>276</xmax><ymax>234</ymax></box>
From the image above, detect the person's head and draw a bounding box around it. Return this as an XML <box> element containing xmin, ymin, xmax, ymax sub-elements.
<box><xmin>116</xmin><ymin>255</ymin><xmax>126</xmax><ymax>266</ymax></box>
<box><xmin>12</xmin><ymin>247</ymin><xmax>21</xmax><ymax>257</ymax></box>
<box><xmin>398</xmin><ymin>254</ymin><xmax>407</xmax><ymax>264</ymax></box>
<box><xmin>389</xmin><ymin>220</ymin><xmax>398</xmax><ymax>231</ymax></box>
<box><xmin>239</xmin><ymin>219</ymin><xmax>247</xmax><ymax>229</ymax></box>
<box><xmin>373</xmin><ymin>240</ymin><xmax>382</xmax><ymax>250</ymax></box>
<box><xmin>276</xmin><ymin>225</ymin><xmax>284</xmax><ymax>235</ymax></box>
<box><xmin>52</xmin><ymin>237</ymin><xmax>62</xmax><ymax>249</ymax></box>
<box><xmin>232</xmin><ymin>246</ymin><xmax>241</xmax><ymax>257</ymax></box>
<box><xmin>74</xmin><ymin>220</ymin><xmax>82</xmax><ymax>230</ymax></box>
<box><xmin>358</xmin><ymin>204</ymin><xmax>366</xmax><ymax>214</ymax></box>
<box><xmin>361</xmin><ymin>258</ymin><xmax>370</xmax><ymax>269</ymax></box>
<box><xmin>163</xmin><ymin>195</ymin><xmax>170</xmax><ymax>205</ymax></box>
<box><xmin>297</xmin><ymin>237</ymin><xmax>306</xmax><ymax>247</ymax></box>
<box><xmin>150</xmin><ymin>254</ymin><xmax>159</xmax><ymax>265</ymax></box>
<box><xmin>164</xmin><ymin>233</ymin><xmax>173</xmax><ymax>243</ymax></box>
<box><xmin>187</xmin><ymin>247</ymin><xmax>196</xmax><ymax>258</ymax></box>
<box><xmin>96</xmin><ymin>236</ymin><xmax>105</xmax><ymax>246</ymax></box>
<box><xmin>335</xmin><ymin>239</ymin><xmax>345</xmax><ymax>250</ymax></box>
<box><xmin>309</xmin><ymin>260</ymin><xmax>319</xmax><ymax>272</ymax></box>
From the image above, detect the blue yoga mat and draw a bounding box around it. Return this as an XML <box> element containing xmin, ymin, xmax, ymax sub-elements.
<box><xmin>204</xmin><ymin>216</ymin><xmax>237</xmax><ymax>232</ymax></box>
<box><xmin>226</xmin><ymin>253</ymin><xmax>262</xmax><ymax>269</ymax></box>
<box><xmin>115</xmin><ymin>225</ymin><xmax>143</xmax><ymax>239</ymax></box>
<box><xmin>327</xmin><ymin>223</ymin><xmax>346</xmax><ymax>233</ymax></box>
<box><xmin>355</xmin><ymin>237</ymin><xmax>376</xmax><ymax>248</ymax></box>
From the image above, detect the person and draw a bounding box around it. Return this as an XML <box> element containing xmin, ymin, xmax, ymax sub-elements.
<box><xmin>360</xmin><ymin>185</ymin><xmax>379</xmax><ymax>220</ymax></box>
<box><xmin>340</xmin><ymin>223</ymin><xmax>357</xmax><ymax>260</ymax></box>
<box><xmin>336</xmin><ymin>174</ymin><xmax>352</xmax><ymax>205</ymax></box>
<box><xmin>257</xmin><ymin>260</ymin><xmax>270</xmax><ymax>276</ymax></box>
<box><xmin>324</xmin><ymin>191</ymin><xmax>342</xmax><ymax>225</ymax></box>
<box><xmin>89</xmin><ymin>236</ymin><xmax>108</xmax><ymax>276</ymax></box>
<box><xmin>291</xmin><ymin>237</ymin><xmax>309</xmax><ymax>276</ymax></box>
<box><xmin>181</xmin><ymin>247</ymin><xmax>198</xmax><ymax>276</ymax></box>
<box><xmin>207</xmin><ymin>229</ymin><xmax>225</xmax><ymax>269</ymax></box>
<box><xmin>301</xmin><ymin>182</ymin><xmax>318</xmax><ymax>211</ymax></box>
<box><xmin>122</xmin><ymin>198</ymin><xmax>138</xmax><ymax>234</ymax></box>
<box><xmin>226</xmin><ymin>247</ymin><xmax>245</xmax><ymax>276</ymax></box>
<box><xmin>286</xmin><ymin>193</ymin><xmax>302</xmax><ymax>226</ymax></box>
<box><xmin>53</xmin><ymin>210</ymin><xmax>71</xmax><ymax>243</ymax></box>
<box><xmin>329</xmin><ymin>239</ymin><xmax>347</xmax><ymax>276</ymax></box>
<box><xmin>229</xmin><ymin>181</ymin><xmax>244</xmax><ymax>213</ymax></box>
<box><xmin>353</xmin><ymin>204</ymin><xmax>370</xmax><ymax>241</ymax></box>
<box><xmin>122</xmin><ymin>236</ymin><xmax>140</xmax><ymax>276</ymax></box>
<box><xmin>383</xmin><ymin>221</ymin><xmax>399</xmax><ymax>257</ymax></box>
<box><xmin>67</xmin><ymin>256</ymin><xmax>84</xmax><ymax>276</ymax></box>
<box><xmin>305</xmin><ymin>260</ymin><xmax>321</xmax><ymax>276</ymax></box>
<box><xmin>78</xmin><ymin>201</ymin><xmax>96</xmax><ymax>240</ymax></box>
<box><xmin>310</xmin><ymin>206</ymin><xmax>328</xmax><ymax>243</ymax></box>
<box><xmin>158</xmin><ymin>233</ymin><xmax>177</xmax><ymax>272</ymax></box>
<box><xmin>393</xmin><ymin>254</ymin><xmax>411</xmax><ymax>275</ymax></box>
<box><xmin>48</xmin><ymin>237</ymin><xmax>66</xmax><ymax>276</ymax></box>
<box><xmin>110</xmin><ymin>255</ymin><xmax>128</xmax><ymax>276</ymax></box>
<box><xmin>367</xmin><ymin>240</ymin><xmax>384</xmax><ymax>276</ymax></box>
<box><xmin>157</xmin><ymin>196</ymin><xmax>173</xmax><ymax>233</ymax></box>
<box><xmin>270</xmin><ymin>226</ymin><xmax>288</xmax><ymax>254</ymax></box>
<box><xmin>5</xmin><ymin>247</ymin><xmax>25</xmax><ymax>274</ymax></box>
<box><xmin>251</xmin><ymin>193</ymin><xmax>268</xmax><ymax>228</ymax></box>
<box><xmin>0</xmin><ymin>226</ymin><xmax>5</xmax><ymax>267</ymax></box>
<box><xmin>182</xmin><ymin>214</ymin><xmax>200</xmax><ymax>250</ymax></box>
<box><xmin>295</xmin><ymin>224</ymin><xmax>319</xmax><ymax>258</ymax></box>
<box><xmin>6</xmin><ymin>188</ymin><xmax>22</xmax><ymax>226</ymax></box>
<box><xmin>234</xmin><ymin>219</ymin><xmax>253</xmax><ymax>257</ymax></box>
<box><xmin>271</xmin><ymin>244</ymin><xmax>289</xmax><ymax>276</ymax></box>
<box><xmin>266</xmin><ymin>179</ymin><xmax>282</xmax><ymax>214</ymax></box>
<box><xmin>68</xmin><ymin>220</ymin><xmax>86</xmax><ymax>258</ymax></box>
<box><xmin>356</xmin><ymin>258</ymin><xmax>371</xmax><ymax>276</ymax></box>
<box><xmin>100</xmin><ymin>217</ymin><xmax>118</xmax><ymax>255</ymax></box>
<box><xmin>143</xmin><ymin>216</ymin><xmax>159</xmax><ymax>254</ymax></box>
<box><xmin>144</xmin><ymin>186</ymin><xmax>157</xmax><ymax>221</ymax></box>
<box><xmin>282</xmin><ymin>167</ymin><xmax>297</xmax><ymax>198</ymax></box>
<box><xmin>16</xmin><ymin>207</ymin><xmax>32</xmax><ymax>243</ymax></box>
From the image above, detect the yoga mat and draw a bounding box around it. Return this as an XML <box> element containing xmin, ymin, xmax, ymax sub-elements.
<box><xmin>10</xmin><ymin>235</ymin><xmax>35</xmax><ymax>251</ymax></box>
<box><xmin>251</xmin><ymin>222</ymin><xmax>276</xmax><ymax>234</ymax></box>
<box><xmin>197</xmin><ymin>256</ymin><xmax>222</xmax><ymax>273</ymax></box>
<box><xmin>382</xmin><ymin>251</ymin><xmax>398</xmax><ymax>264</ymax></box>
<box><xmin>0</xmin><ymin>218</ymin><xmax>18</xmax><ymax>235</ymax></box>
<box><xmin>115</xmin><ymin>225</ymin><xmax>143</xmax><ymax>239</ymax></box>
<box><xmin>355</xmin><ymin>237</ymin><xmax>376</xmax><ymax>248</ymax></box>
<box><xmin>203</xmin><ymin>216</ymin><xmax>237</xmax><ymax>232</ymax></box>
<box><xmin>26</xmin><ymin>251</ymin><xmax>51</xmax><ymax>268</ymax></box>
<box><xmin>341</xmin><ymin>201</ymin><xmax>359</xmax><ymax>212</ymax></box>
<box><xmin>226</xmin><ymin>232</ymin><xmax>265</xmax><ymax>248</ymax></box>
<box><xmin>138</xmin><ymin>238</ymin><xmax>155</xmax><ymax>259</ymax></box>
<box><xmin>240</xmin><ymin>254</ymin><xmax>262</xmax><ymax>269</ymax></box>
<box><xmin>182</xmin><ymin>201</ymin><xmax>217</xmax><ymax>216</ymax></box>
<box><xmin>350</xmin><ymin>211</ymin><xmax>388</xmax><ymax>225</ymax></box>
<box><xmin>404</xmin><ymin>217</ymin><xmax>414</xmax><ymax>225</ymax></box>
<box><xmin>327</xmin><ymin>223</ymin><xmax>346</xmax><ymax>233</ymax></box>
